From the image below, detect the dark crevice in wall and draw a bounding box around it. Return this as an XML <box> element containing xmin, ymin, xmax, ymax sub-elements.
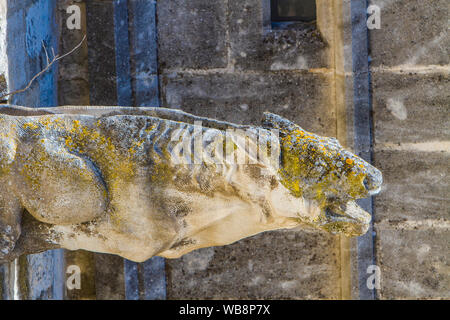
<box><xmin>154</xmin><ymin>1</ymin><xmax>163</xmax><ymax>108</ymax></box>
<box><xmin>350</xmin><ymin>0</ymin><xmax>377</xmax><ymax>300</ymax></box>
<box><xmin>366</xmin><ymin>5</ymin><xmax>379</xmax><ymax>302</ymax></box>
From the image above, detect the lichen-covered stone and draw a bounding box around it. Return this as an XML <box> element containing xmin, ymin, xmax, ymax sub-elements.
<box><xmin>0</xmin><ymin>106</ymin><xmax>382</xmax><ymax>262</ymax></box>
<box><xmin>0</xmin><ymin>74</ymin><xmax>7</xmax><ymax>98</ymax></box>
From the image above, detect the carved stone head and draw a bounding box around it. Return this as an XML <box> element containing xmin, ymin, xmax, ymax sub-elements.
<box><xmin>263</xmin><ymin>113</ymin><xmax>382</xmax><ymax>236</ymax></box>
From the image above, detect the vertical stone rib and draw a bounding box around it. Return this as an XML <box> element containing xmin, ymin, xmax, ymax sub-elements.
<box><xmin>350</xmin><ymin>0</ymin><xmax>377</xmax><ymax>300</ymax></box>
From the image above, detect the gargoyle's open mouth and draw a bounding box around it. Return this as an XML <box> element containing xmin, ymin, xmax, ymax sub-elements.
<box><xmin>319</xmin><ymin>168</ymin><xmax>383</xmax><ymax>237</ymax></box>
<box><xmin>321</xmin><ymin>201</ymin><xmax>372</xmax><ymax>237</ymax></box>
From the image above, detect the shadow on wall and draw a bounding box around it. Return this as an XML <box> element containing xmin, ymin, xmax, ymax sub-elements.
<box><xmin>6</xmin><ymin>0</ymin><xmax>58</xmax><ymax>108</ymax></box>
<box><xmin>2</xmin><ymin>0</ymin><xmax>63</xmax><ymax>300</ymax></box>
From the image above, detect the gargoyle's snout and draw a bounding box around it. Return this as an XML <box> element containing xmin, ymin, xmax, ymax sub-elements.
<box><xmin>363</xmin><ymin>166</ymin><xmax>383</xmax><ymax>196</ymax></box>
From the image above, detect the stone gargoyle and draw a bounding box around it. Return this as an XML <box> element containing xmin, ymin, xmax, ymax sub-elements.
<box><xmin>0</xmin><ymin>105</ymin><xmax>382</xmax><ymax>262</ymax></box>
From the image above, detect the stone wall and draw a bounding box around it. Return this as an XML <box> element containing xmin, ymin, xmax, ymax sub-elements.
<box><xmin>1</xmin><ymin>0</ymin><xmax>64</xmax><ymax>300</ymax></box>
<box><xmin>0</xmin><ymin>1</ymin><xmax>7</xmax><ymax>98</ymax></box>
<box><xmin>368</xmin><ymin>0</ymin><xmax>449</xmax><ymax>299</ymax></box>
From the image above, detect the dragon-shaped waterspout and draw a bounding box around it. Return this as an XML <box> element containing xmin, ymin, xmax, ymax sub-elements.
<box><xmin>0</xmin><ymin>105</ymin><xmax>382</xmax><ymax>262</ymax></box>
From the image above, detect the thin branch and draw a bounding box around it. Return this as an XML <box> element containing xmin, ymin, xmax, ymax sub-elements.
<box><xmin>42</xmin><ymin>40</ymin><xmax>50</xmax><ymax>65</ymax></box>
<box><xmin>0</xmin><ymin>35</ymin><xmax>87</xmax><ymax>101</ymax></box>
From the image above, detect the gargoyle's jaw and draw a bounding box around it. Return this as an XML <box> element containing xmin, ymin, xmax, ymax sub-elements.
<box><xmin>318</xmin><ymin>167</ymin><xmax>382</xmax><ymax>237</ymax></box>
<box><xmin>320</xmin><ymin>201</ymin><xmax>372</xmax><ymax>237</ymax></box>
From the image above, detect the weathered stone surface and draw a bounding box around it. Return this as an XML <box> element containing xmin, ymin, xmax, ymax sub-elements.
<box><xmin>0</xmin><ymin>74</ymin><xmax>6</xmax><ymax>99</ymax></box>
<box><xmin>94</xmin><ymin>254</ymin><xmax>125</xmax><ymax>300</ymax></box>
<box><xmin>375</xmin><ymin>226</ymin><xmax>450</xmax><ymax>299</ymax></box>
<box><xmin>371</xmin><ymin>72</ymin><xmax>449</xmax><ymax>221</ymax></box>
<box><xmin>128</xmin><ymin>0</ymin><xmax>160</xmax><ymax>107</ymax></box>
<box><xmin>0</xmin><ymin>106</ymin><xmax>381</xmax><ymax>263</ymax></box>
<box><xmin>156</xmin><ymin>0</ymin><xmax>328</xmax><ymax>71</ymax></box>
<box><xmin>0</xmin><ymin>0</ymin><xmax>6</xmax><ymax>100</ymax></box>
<box><xmin>373</xmin><ymin>150</ymin><xmax>449</xmax><ymax>222</ymax></box>
<box><xmin>157</xmin><ymin>0</ymin><xmax>228</xmax><ymax>69</ymax></box>
<box><xmin>64</xmin><ymin>250</ymin><xmax>96</xmax><ymax>300</ymax></box>
<box><xmin>369</xmin><ymin>0</ymin><xmax>449</xmax><ymax>66</ymax></box>
<box><xmin>58</xmin><ymin>79</ymin><xmax>90</xmax><ymax>106</ymax></box>
<box><xmin>86</xmin><ymin>1</ymin><xmax>117</xmax><ymax>105</ymax></box>
<box><xmin>17</xmin><ymin>249</ymin><xmax>64</xmax><ymax>300</ymax></box>
<box><xmin>5</xmin><ymin>0</ymin><xmax>59</xmax><ymax>107</ymax></box>
<box><xmin>228</xmin><ymin>0</ymin><xmax>328</xmax><ymax>70</ymax></box>
<box><xmin>0</xmin><ymin>1</ymin><xmax>6</xmax><ymax>100</ymax></box>
<box><xmin>167</xmin><ymin>229</ymin><xmax>341</xmax><ymax>299</ymax></box>
<box><xmin>372</xmin><ymin>73</ymin><xmax>450</xmax><ymax>144</ymax></box>
<box><xmin>161</xmin><ymin>72</ymin><xmax>335</xmax><ymax>136</ymax></box>
<box><xmin>57</xmin><ymin>0</ymin><xmax>90</xmax><ymax>106</ymax></box>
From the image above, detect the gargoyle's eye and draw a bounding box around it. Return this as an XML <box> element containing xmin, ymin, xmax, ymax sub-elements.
<box><xmin>363</xmin><ymin>176</ymin><xmax>370</xmax><ymax>191</ymax></box>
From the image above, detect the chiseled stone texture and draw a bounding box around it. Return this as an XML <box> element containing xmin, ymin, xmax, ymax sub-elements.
<box><xmin>371</xmin><ymin>72</ymin><xmax>449</xmax><ymax>222</ymax></box>
<box><xmin>0</xmin><ymin>106</ymin><xmax>381</xmax><ymax>266</ymax></box>
<box><xmin>64</xmin><ymin>250</ymin><xmax>96</xmax><ymax>300</ymax></box>
<box><xmin>94</xmin><ymin>254</ymin><xmax>125</xmax><ymax>300</ymax></box>
<box><xmin>0</xmin><ymin>1</ymin><xmax>7</xmax><ymax>99</ymax></box>
<box><xmin>372</xmin><ymin>73</ymin><xmax>450</xmax><ymax>144</ymax></box>
<box><xmin>373</xmin><ymin>150</ymin><xmax>449</xmax><ymax>222</ymax></box>
<box><xmin>157</xmin><ymin>0</ymin><xmax>228</xmax><ymax>69</ymax></box>
<box><xmin>5</xmin><ymin>0</ymin><xmax>58</xmax><ymax>107</ymax></box>
<box><xmin>0</xmin><ymin>74</ymin><xmax>6</xmax><ymax>99</ymax></box>
<box><xmin>86</xmin><ymin>0</ymin><xmax>118</xmax><ymax>105</ymax></box>
<box><xmin>166</xmin><ymin>229</ymin><xmax>341</xmax><ymax>299</ymax></box>
<box><xmin>375</xmin><ymin>227</ymin><xmax>450</xmax><ymax>299</ymax></box>
<box><xmin>370</xmin><ymin>35</ymin><xmax>449</xmax><ymax>298</ymax></box>
<box><xmin>57</xmin><ymin>0</ymin><xmax>90</xmax><ymax>106</ymax></box>
<box><xmin>368</xmin><ymin>0</ymin><xmax>449</xmax><ymax>67</ymax></box>
<box><xmin>161</xmin><ymin>72</ymin><xmax>335</xmax><ymax>136</ymax></box>
<box><xmin>228</xmin><ymin>0</ymin><xmax>327</xmax><ymax>71</ymax></box>
<box><xmin>156</xmin><ymin>0</ymin><xmax>328</xmax><ymax>72</ymax></box>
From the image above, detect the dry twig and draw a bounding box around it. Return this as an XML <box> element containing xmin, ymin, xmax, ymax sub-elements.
<box><xmin>0</xmin><ymin>35</ymin><xmax>87</xmax><ymax>101</ymax></box>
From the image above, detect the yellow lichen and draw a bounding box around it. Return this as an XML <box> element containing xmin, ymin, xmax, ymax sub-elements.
<box><xmin>23</xmin><ymin>122</ymin><xmax>39</xmax><ymax>130</ymax></box>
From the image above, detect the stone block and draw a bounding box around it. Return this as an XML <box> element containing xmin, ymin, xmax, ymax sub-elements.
<box><xmin>160</xmin><ymin>71</ymin><xmax>335</xmax><ymax>136</ymax></box>
<box><xmin>0</xmin><ymin>74</ymin><xmax>6</xmax><ymax>98</ymax></box>
<box><xmin>64</xmin><ymin>250</ymin><xmax>96</xmax><ymax>300</ymax></box>
<box><xmin>157</xmin><ymin>0</ymin><xmax>228</xmax><ymax>69</ymax></box>
<box><xmin>372</xmin><ymin>73</ymin><xmax>450</xmax><ymax>145</ymax></box>
<box><xmin>17</xmin><ymin>249</ymin><xmax>64</xmax><ymax>299</ymax></box>
<box><xmin>369</xmin><ymin>0</ymin><xmax>449</xmax><ymax>66</ymax></box>
<box><xmin>228</xmin><ymin>0</ymin><xmax>328</xmax><ymax>71</ymax></box>
<box><xmin>128</xmin><ymin>0</ymin><xmax>160</xmax><ymax>107</ymax></box>
<box><xmin>166</xmin><ymin>229</ymin><xmax>341</xmax><ymax>299</ymax></box>
<box><xmin>57</xmin><ymin>1</ymin><xmax>90</xmax><ymax>106</ymax></box>
<box><xmin>94</xmin><ymin>254</ymin><xmax>125</xmax><ymax>300</ymax></box>
<box><xmin>86</xmin><ymin>0</ymin><xmax>118</xmax><ymax>105</ymax></box>
<box><xmin>375</xmin><ymin>226</ymin><xmax>450</xmax><ymax>299</ymax></box>
<box><xmin>373</xmin><ymin>150</ymin><xmax>449</xmax><ymax>222</ymax></box>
